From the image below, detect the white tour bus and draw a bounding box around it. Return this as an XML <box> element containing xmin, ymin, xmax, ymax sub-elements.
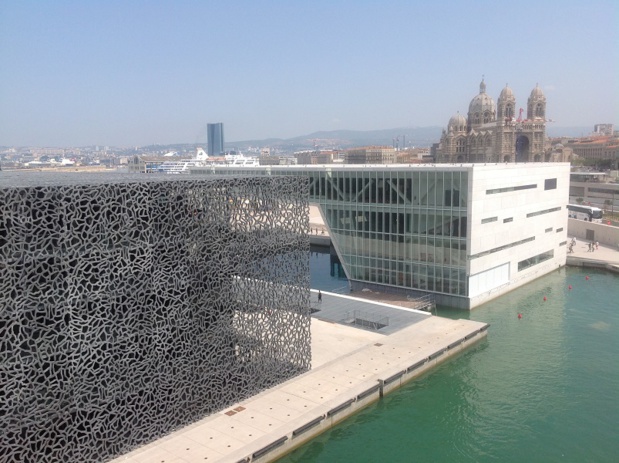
<box><xmin>567</xmin><ymin>204</ymin><xmax>603</xmax><ymax>222</ymax></box>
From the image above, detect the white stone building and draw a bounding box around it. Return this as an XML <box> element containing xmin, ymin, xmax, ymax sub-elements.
<box><xmin>192</xmin><ymin>162</ymin><xmax>570</xmax><ymax>309</ymax></box>
<box><xmin>436</xmin><ymin>79</ymin><xmax>547</xmax><ymax>163</ymax></box>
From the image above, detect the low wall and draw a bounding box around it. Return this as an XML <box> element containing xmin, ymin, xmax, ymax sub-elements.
<box><xmin>565</xmin><ymin>258</ymin><xmax>619</xmax><ymax>273</ymax></box>
<box><xmin>568</xmin><ymin>218</ymin><xmax>619</xmax><ymax>247</ymax></box>
<box><xmin>309</xmin><ymin>234</ymin><xmax>331</xmax><ymax>246</ymax></box>
<box><xmin>251</xmin><ymin>324</ymin><xmax>489</xmax><ymax>462</ymax></box>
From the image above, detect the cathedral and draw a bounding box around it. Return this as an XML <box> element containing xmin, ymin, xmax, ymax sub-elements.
<box><xmin>435</xmin><ymin>79</ymin><xmax>547</xmax><ymax>163</ymax></box>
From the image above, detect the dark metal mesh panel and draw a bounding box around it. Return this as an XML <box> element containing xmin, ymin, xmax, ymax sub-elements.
<box><xmin>0</xmin><ymin>173</ymin><xmax>310</xmax><ymax>462</ymax></box>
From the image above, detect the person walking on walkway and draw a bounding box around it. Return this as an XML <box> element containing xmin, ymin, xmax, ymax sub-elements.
<box><xmin>318</xmin><ymin>290</ymin><xmax>322</xmax><ymax>303</ymax></box>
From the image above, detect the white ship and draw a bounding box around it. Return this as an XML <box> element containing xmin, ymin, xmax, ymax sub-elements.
<box><xmin>157</xmin><ymin>160</ymin><xmax>205</xmax><ymax>174</ymax></box>
<box><xmin>222</xmin><ymin>153</ymin><xmax>260</xmax><ymax>167</ymax></box>
<box><xmin>158</xmin><ymin>148</ymin><xmax>259</xmax><ymax>174</ymax></box>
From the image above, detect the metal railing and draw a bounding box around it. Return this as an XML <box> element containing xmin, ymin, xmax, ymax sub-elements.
<box><xmin>407</xmin><ymin>293</ymin><xmax>436</xmax><ymax>314</ymax></box>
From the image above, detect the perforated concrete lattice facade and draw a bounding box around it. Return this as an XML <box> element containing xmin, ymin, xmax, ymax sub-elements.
<box><xmin>0</xmin><ymin>172</ymin><xmax>310</xmax><ymax>462</ymax></box>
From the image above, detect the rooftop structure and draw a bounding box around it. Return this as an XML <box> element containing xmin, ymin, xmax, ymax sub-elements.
<box><xmin>345</xmin><ymin>146</ymin><xmax>396</xmax><ymax>164</ymax></box>
<box><xmin>569</xmin><ymin>171</ymin><xmax>619</xmax><ymax>211</ymax></box>
<box><xmin>593</xmin><ymin>123</ymin><xmax>614</xmax><ymax>136</ymax></box>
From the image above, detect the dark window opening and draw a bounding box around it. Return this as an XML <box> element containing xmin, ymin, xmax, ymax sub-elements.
<box><xmin>518</xmin><ymin>250</ymin><xmax>554</xmax><ymax>271</ymax></box>
<box><xmin>487</xmin><ymin>184</ymin><xmax>537</xmax><ymax>194</ymax></box>
<box><xmin>469</xmin><ymin>236</ymin><xmax>535</xmax><ymax>260</ymax></box>
<box><xmin>527</xmin><ymin>207</ymin><xmax>561</xmax><ymax>218</ymax></box>
<box><xmin>544</xmin><ymin>178</ymin><xmax>557</xmax><ymax>190</ymax></box>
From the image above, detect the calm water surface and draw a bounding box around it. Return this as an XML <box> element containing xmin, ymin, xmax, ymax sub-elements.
<box><xmin>285</xmin><ymin>251</ymin><xmax>619</xmax><ymax>462</ymax></box>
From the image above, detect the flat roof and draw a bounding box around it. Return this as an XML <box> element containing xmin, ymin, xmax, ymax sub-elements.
<box><xmin>570</xmin><ymin>171</ymin><xmax>608</xmax><ymax>176</ymax></box>
<box><xmin>0</xmin><ymin>171</ymin><xmax>276</xmax><ymax>188</ymax></box>
<box><xmin>192</xmin><ymin>162</ymin><xmax>570</xmax><ymax>173</ymax></box>
<box><xmin>309</xmin><ymin>289</ymin><xmax>431</xmax><ymax>335</ymax></box>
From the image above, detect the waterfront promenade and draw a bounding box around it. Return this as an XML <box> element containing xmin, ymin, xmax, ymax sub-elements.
<box><xmin>111</xmin><ymin>295</ymin><xmax>488</xmax><ymax>463</ymax></box>
<box><xmin>566</xmin><ymin>236</ymin><xmax>619</xmax><ymax>271</ymax></box>
<box><xmin>109</xmin><ymin>219</ymin><xmax>618</xmax><ymax>463</ymax></box>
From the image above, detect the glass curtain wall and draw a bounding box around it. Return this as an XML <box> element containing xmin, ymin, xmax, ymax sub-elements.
<box><xmin>198</xmin><ymin>167</ymin><xmax>469</xmax><ymax>297</ymax></box>
<box><xmin>307</xmin><ymin>168</ymin><xmax>469</xmax><ymax>296</ymax></box>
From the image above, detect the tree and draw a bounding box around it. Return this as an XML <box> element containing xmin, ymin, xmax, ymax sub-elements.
<box><xmin>575</xmin><ymin>197</ymin><xmax>584</xmax><ymax>205</ymax></box>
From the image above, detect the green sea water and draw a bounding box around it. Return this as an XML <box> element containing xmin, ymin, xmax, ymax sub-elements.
<box><xmin>292</xmin><ymin>259</ymin><xmax>619</xmax><ymax>462</ymax></box>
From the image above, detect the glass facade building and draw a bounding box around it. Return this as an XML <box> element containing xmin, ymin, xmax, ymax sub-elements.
<box><xmin>192</xmin><ymin>163</ymin><xmax>570</xmax><ymax>309</ymax></box>
<box><xmin>307</xmin><ymin>168</ymin><xmax>470</xmax><ymax>297</ymax></box>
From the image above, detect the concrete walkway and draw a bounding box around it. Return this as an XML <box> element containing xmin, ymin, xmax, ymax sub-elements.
<box><xmin>566</xmin><ymin>236</ymin><xmax>619</xmax><ymax>269</ymax></box>
<box><xmin>111</xmin><ymin>295</ymin><xmax>487</xmax><ymax>463</ymax></box>
<box><xmin>111</xmin><ymin>227</ymin><xmax>619</xmax><ymax>463</ymax></box>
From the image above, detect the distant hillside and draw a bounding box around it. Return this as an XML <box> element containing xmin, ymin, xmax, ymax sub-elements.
<box><xmin>229</xmin><ymin>127</ymin><xmax>443</xmax><ymax>152</ymax></box>
<box><xmin>140</xmin><ymin>125</ymin><xmax>600</xmax><ymax>155</ymax></box>
<box><xmin>229</xmin><ymin>125</ymin><xmax>601</xmax><ymax>153</ymax></box>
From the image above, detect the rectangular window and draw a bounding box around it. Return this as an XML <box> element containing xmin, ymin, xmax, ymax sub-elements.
<box><xmin>527</xmin><ymin>207</ymin><xmax>562</xmax><ymax>218</ymax></box>
<box><xmin>469</xmin><ymin>236</ymin><xmax>535</xmax><ymax>260</ymax></box>
<box><xmin>486</xmin><ymin>184</ymin><xmax>537</xmax><ymax>194</ymax></box>
<box><xmin>545</xmin><ymin>227</ymin><xmax>553</xmax><ymax>233</ymax></box>
<box><xmin>518</xmin><ymin>250</ymin><xmax>554</xmax><ymax>271</ymax></box>
<box><xmin>588</xmin><ymin>187</ymin><xmax>615</xmax><ymax>194</ymax></box>
<box><xmin>544</xmin><ymin>178</ymin><xmax>557</xmax><ymax>190</ymax></box>
<box><xmin>481</xmin><ymin>216</ymin><xmax>498</xmax><ymax>224</ymax></box>
<box><xmin>559</xmin><ymin>241</ymin><xmax>567</xmax><ymax>246</ymax></box>
<box><xmin>556</xmin><ymin>227</ymin><xmax>564</xmax><ymax>233</ymax></box>
<box><xmin>503</xmin><ymin>217</ymin><xmax>513</xmax><ymax>223</ymax></box>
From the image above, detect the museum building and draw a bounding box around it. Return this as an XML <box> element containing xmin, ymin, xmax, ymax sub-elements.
<box><xmin>192</xmin><ymin>163</ymin><xmax>570</xmax><ymax>309</ymax></box>
<box><xmin>0</xmin><ymin>172</ymin><xmax>310</xmax><ymax>462</ymax></box>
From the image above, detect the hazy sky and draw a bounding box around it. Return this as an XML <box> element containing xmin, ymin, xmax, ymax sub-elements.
<box><xmin>1</xmin><ymin>0</ymin><xmax>617</xmax><ymax>147</ymax></box>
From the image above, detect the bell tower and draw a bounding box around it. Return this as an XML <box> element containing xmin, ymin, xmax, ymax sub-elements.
<box><xmin>527</xmin><ymin>84</ymin><xmax>546</xmax><ymax>121</ymax></box>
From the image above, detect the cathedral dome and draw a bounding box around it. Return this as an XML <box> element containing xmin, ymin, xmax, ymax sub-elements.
<box><xmin>530</xmin><ymin>84</ymin><xmax>545</xmax><ymax>99</ymax></box>
<box><xmin>468</xmin><ymin>79</ymin><xmax>496</xmax><ymax>125</ymax></box>
<box><xmin>499</xmin><ymin>85</ymin><xmax>515</xmax><ymax>101</ymax></box>
<box><xmin>448</xmin><ymin>113</ymin><xmax>467</xmax><ymax>131</ymax></box>
<box><xmin>469</xmin><ymin>93</ymin><xmax>496</xmax><ymax>116</ymax></box>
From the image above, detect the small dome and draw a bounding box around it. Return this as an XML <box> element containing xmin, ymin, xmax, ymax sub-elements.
<box><xmin>554</xmin><ymin>143</ymin><xmax>564</xmax><ymax>149</ymax></box>
<box><xmin>530</xmin><ymin>84</ymin><xmax>545</xmax><ymax>99</ymax></box>
<box><xmin>468</xmin><ymin>78</ymin><xmax>496</xmax><ymax>121</ymax></box>
<box><xmin>448</xmin><ymin>112</ymin><xmax>467</xmax><ymax>131</ymax></box>
<box><xmin>499</xmin><ymin>84</ymin><xmax>515</xmax><ymax>100</ymax></box>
